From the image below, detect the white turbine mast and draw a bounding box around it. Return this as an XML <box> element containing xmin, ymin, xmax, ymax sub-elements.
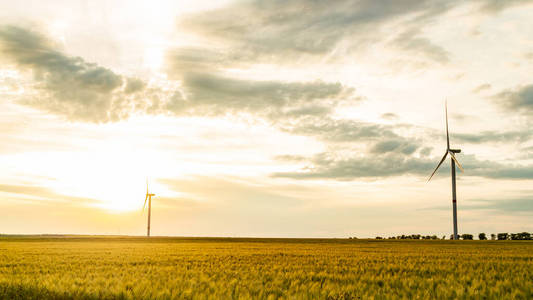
<box><xmin>143</xmin><ymin>179</ymin><xmax>156</xmax><ymax>237</ymax></box>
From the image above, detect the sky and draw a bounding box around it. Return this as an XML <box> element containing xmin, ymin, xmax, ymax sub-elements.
<box><xmin>0</xmin><ymin>0</ymin><xmax>532</xmax><ymax>238</ymax></box>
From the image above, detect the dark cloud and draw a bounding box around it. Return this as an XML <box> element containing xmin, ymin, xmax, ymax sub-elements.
<box><xmin>124</xmin><ymin>77</ymin><xmax>145</xmax><ymax>94</ymax></box>
<box><xmin>166</xmin><ymin>72</ymin><xmax>355</xmax><ymax>120</ymax></box>
<box><xmin>1</xmin><ymin>25</ymin><xmax>358</xmax><ymax>123</ymax></box>
<box><xmin>493</xmin><ymin>84</ymin><xmax>533</xmax><ymax>115</ymax></box>
<box><xmin>370</xmin><ymin>138</ymin><xmax>419</xmax><ymax>155</ymax></box>
<box><xmin>419</xmin><ymin>147</ymin><xmax>432</xmax><ymax>157</ymax></box>
<box><xmin>0</xmin><ymin>25</ymin><xmax>144</xmax><ymax>122</ymax></box>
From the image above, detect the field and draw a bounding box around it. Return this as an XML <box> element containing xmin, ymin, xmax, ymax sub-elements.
<box><xmin>0</xmin><ymin>236</ymin><xmax>532</xmax><ymax>299</ymax></box>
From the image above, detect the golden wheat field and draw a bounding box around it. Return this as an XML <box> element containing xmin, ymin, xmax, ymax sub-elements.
<box><xmin>0</xmin><ymin>236</ymin><xmax>532</xmax><ymax>299</ymax></box>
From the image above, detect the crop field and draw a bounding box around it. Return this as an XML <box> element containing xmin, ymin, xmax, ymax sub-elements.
<box><xmin>0</xmin><ymin>236</ymin><xmax>532</xmax><ymax>299</ymax></box>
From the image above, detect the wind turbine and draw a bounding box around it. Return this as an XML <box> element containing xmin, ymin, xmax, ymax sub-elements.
<box><xmin>143</xmin><ymin>179</ymin><xmax>156</xmax><ymax>237</ymax></box>
<box><xmin>428</xmin><ymin>101</ymin><xmax>464</xmax><ymax>240</ymax></box>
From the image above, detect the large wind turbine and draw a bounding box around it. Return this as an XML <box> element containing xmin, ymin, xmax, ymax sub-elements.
<box><xmin>143</xmin><ymin>180</ymin><xmax>156</xmax><ymax>237</ymax></box>
<box><xmin>428</xmin><ymin>101</ymin><xmax>464</xmax><ymax>240</ymax></box>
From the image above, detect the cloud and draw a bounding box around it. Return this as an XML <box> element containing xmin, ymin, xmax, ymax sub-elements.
<box><xmin>0</xmin><ymin>25</ymin><xmax>148</xmax><ymax>122</ymax></box>
<box><xmin>173</xmin><ymin>0</ymin><xmax>532</xmax><ymax>69</ymax></box>
<box><xmin>0</xmin><ymin>183</ymin><xmax>99</xmax><ymax>205</ymax></box>
<box><xmin>165</xmin><ymin>47</ymin><xmax>244</xmax><ymax>75</ymax></box>
<box><xmin>381</xmin><ymin>112</ymin><xmax>399</xmax><ymax>120</ymax></box>
<box><xmin>166</xmin><ymin>72</ymin><xmax>355</xmax><ymax>120</ymax></box>
<box><xmin>159</xmin><ymin>176</ymin><xmax>303</xmax><ymax>209</ymax></box>
<box><xmin>282</xmin><ymin>117</ymin><xmax>398</xmax><ymax>143</ymax></box>
<box><xmin>419</xmin><ymin>147</ymin><xmax>432</xmax><ymax>157</ymax></box>
<box><xmin>461</xmin><ymin>154</ymin><xmax>533</xmax><ymax>179</ymax></box>
<box><xmin>453</xmin><ymin>130</ymin><xmax>532</xmax><ymax>144</ymax></box>
<box><xmin>493</xmin><ymin>84</ymin><xmax>533</xmax><ymax>115</ymax></box>
<box><xmin>391</xmin><ymin>28</ymin><xmax>450</xmax><ymax>64</ymax></box>
<box><xmin>176</xmin><ymin>0</ymin><xmax>457</xmax><ymax>65</ymax></box>
<box><xmin>477</xmin><ymin>0</ymin><xmax>533</xmax><ymax>13</ymax></box>
<box><xmin>273</xmin><ymin>152</ymin><xmax>434</xmax><ymax>179</ymax></box>
<box><xmin>273</xmin><ymin>151</ymin><xmax>533</xmax><ymax>180</ymax></box>
<box><xmin>473</xmin><ymin>83</ymin><xmax>491</xmax><ymax>93</ymax></box>
<box><xmin>425</xmin><ymin>197</ymin><xmax>533</xmax><ymax>214</ymax></box>
<box><xmin>370</xmin><ymin>138</ymin><xmax>420</xmax><ymax>155</ymax></box>
<box><xmin>124</xmin><ymin>77</ymin><xmax>145</xmax><ymax>94</ymax></box>
<box><xmin>1</xmin><ymin>25</ymin><xmax>358</xmax><ymax>124</ymax></box>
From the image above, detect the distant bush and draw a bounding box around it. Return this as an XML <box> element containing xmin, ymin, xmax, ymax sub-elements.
<box><xmin>478</xmin><ymin>233</ymin><xmax>487</xmax><ymax>240</ymax></box>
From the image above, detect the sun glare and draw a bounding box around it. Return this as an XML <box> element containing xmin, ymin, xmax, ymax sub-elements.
<box><xmin>143</xmin><ymin>46</ymin><xmax>164</xmax><ymax>71</ymax></box>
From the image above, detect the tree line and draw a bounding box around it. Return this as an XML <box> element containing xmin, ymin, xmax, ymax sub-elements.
<box><xmin>349</xmin><ymin>232</ymin><xmax>532</xmax><ymax>240</ymax></box>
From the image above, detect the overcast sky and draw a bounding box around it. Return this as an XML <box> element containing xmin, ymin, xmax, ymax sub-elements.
<box><xmin>1</xmin><ymin>0</ymin><xmax>532</xmax><ymax>237</ymax></box>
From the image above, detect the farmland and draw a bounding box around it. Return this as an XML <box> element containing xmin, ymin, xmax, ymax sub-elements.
<box><xmin>0</xmin><ymin>236</ymin><xmax>532</xmax><ymax>299</ymax></box>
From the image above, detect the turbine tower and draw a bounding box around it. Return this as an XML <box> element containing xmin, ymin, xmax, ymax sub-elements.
<box><xmin>143</xmin><ymin>180</ymin><xmax>156</xmax><ymax>237</ymax></box>
<box><xmin>428</xmin><ymin>101</ymin><xmax>464</xmax><ymax>240</ymax></box>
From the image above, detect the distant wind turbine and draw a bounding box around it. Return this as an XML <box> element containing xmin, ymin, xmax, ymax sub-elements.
<box><xmin>143</xmin><ymin>179</ymin><xmax>156</xmax><ymax>237</ymax></box>
<box><xmin>428</xmin><ymin>101</ymin><xmax>464</xmax><ymax>240</ymax></box>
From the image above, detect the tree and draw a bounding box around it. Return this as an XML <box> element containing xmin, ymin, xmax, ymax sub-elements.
<box><xmin>478</xmin><ymin>233</ymin><xmax>487</xmax><ymax>240</ymax></box>
<box><xmin>491</xmin><ymin>234</ymin><xmax>496</xmax><ymax>240</ymax></box>
<box><xmin>461</xmin><ymin>234</ymin><xmax>473</xmax><ymax>240</ymax></box>
<box><xmin>519</xmin><ymin>232</ymin><xmax>531</xmax><ymax>240</ymax></box>
<box><xmin>497</xmin><ymin>233</ymin><xmax>508</xmax><ymax>240</ymax></box>
<box><xmin>510</xmin><ymin>232</ymin><xmax>532</xmax><ymax>240</ymax></box>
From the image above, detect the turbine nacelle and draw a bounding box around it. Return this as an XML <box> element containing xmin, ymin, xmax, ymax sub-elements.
<box><xmin>428</xmin><ymin>102</ymin><xmax>464</xmax><ymax>182</ymax></box>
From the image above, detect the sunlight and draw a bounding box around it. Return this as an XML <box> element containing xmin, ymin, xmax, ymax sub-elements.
<box><xmin>143</xmin><ymin>46</ymin><xmax>164</xmax><ymax>71</ymax></box>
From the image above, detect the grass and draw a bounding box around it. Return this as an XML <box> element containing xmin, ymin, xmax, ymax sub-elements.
<box><xmin>0</xmin><ymin>236</ymin><xmax>532</xmax><ymax>299</ymax></box>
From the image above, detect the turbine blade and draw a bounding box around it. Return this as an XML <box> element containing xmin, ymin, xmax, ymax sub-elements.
<box><xmin>449</xmin><ymin>151</ymin><xmax>464</xmax><ymax>172</ymax></box>
<box><xmin>143</xmin><ymin>195</ymin><xmax>148</xmax><ymax>212</ymax></box>
<box><xmin>445</xmin><ymin>100</ymin><xmax>450</xmax><ymax>150</ymax></box>
<box><xmin>146</xmin><ymin>178</ymin><xmax>149</xmax><ymax>194</ymax></box>
<box><xmin>428</xmin><ymin>151</ymin><xmax>448</xmax><ymax>182</ymax></box>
